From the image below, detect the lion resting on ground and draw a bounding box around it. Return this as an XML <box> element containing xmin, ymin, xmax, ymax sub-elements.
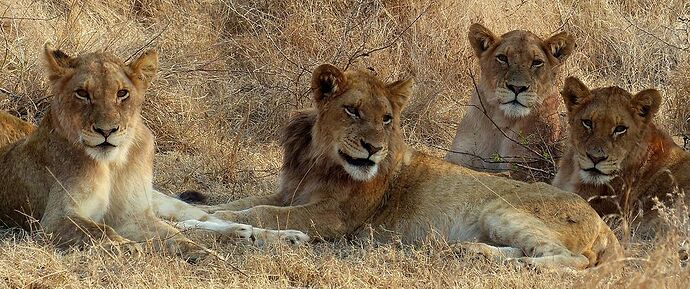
<box><xmin>553</xmin><ymin>77</ymin><xmax>690</xmax><ymax>235</ymax></box>
<box><xmin>179</xmin><ymin>64</ymin><xmax>622</xmax><ymax>269</ymax></box>
<box><xmin>0</xmin><ymin>45</ymin><xmax>308</xmax><ymax>259</ymax></box>
<box><xmin>445</xmin><ymin>23</ymin><xmax>574</xmax><ymax>182</ymax></box>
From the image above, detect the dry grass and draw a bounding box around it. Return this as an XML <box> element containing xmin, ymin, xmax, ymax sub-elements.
<box><xmin>0</xmin><ymin>0</ymin><xmax>689</xmax><ymax>287</ymax></box>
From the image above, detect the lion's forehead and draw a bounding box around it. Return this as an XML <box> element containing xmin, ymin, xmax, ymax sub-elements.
<box><xmin>494</xmin><ymin>31</ymin><xmax>546</xmax><ymax>56</ymax></box>
<box><xmin>73</xmin><ymin>61</ymin><xmax>132</xmax><ymax>92</ymax></box>
<box><xmin>581</xmin><ymin>91</ymin><xmax>636</xmax><ymax>128</ymax></box>
<box><xmin>342</xmin><ymin>87</ymin><xmax>392</xmax><ymax>112</ymax></box>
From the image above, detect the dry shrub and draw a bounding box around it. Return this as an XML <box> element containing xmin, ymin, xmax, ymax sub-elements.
<box><xmin>1</xmin><ymin>0</ymin><xmax>690</xmax><ymax>287</ymax></box>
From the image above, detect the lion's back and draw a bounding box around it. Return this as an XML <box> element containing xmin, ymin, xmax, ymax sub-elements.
<box><xmin>0</xmin><ymin>111</ymin><xmax>34</xmax><ymax>148</ymax></box>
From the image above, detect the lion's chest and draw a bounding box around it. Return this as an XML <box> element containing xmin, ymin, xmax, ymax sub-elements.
<box><xmin>74</xmin><ymin>171</ymin><xmax>112</xmax><ymax>222</ymax></box>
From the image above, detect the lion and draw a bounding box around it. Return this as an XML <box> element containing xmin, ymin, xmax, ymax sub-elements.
<box><xmin>445</xmin><ymin>23</ymin><xmax>575</xmax><ymax>182</ymax></box>
<box><xmin>0</xmin><ymin>111</ymin><xmax>33</xmax><ymax>148</ymax></box>
<box><xmin>552</xmin><ymin>77</ymin><xmax>690</xmax><ymax>235</ymax></box>
<box><xmin>174</xmin><ymin>64</ymin><xmax>622</xmax><ymax>269</ymax></box>
<box><xmin>0</xmin><ymin>45</ymin><xmax>308</xmax><ymax>260</ymax></box>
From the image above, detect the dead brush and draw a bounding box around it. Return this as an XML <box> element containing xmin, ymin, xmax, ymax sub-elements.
<box><xmin>0</xmin><ymin>0</ymin><xmax>690</xmax><ymax>287</ymax></box>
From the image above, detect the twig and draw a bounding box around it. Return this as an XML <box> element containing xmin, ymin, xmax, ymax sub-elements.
<box><xmin>622</xmin><ymin>16</ymin><xmax>689</xmax><ymax>52</ymax></box>
<box><xmin>125</xmin><ymin>22</ymin><xmax>170</xmax><ymax>62</ymax></box>
<box><xmin>0</xmin><ymin>15</ymin><xmax>60</xmax><ymax>21</ymax></box>
<box><xmin>0</xmin><ymin>87</ymin><xmax>20</xmax><ymax>100</ymax></box>
<box><xmin>344</xmin><ymin>4</ymin><xmax>433</xmax><ymax>70</ymax></box>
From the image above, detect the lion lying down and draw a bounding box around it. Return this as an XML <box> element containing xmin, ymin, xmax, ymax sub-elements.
<box><xmin>0</xmin><ymin>45</ymin><xmax>308</xmax><ymax>260</ymax></box>
<box><xmin>553</xmin><ymin>77</ymin><xmax>690</xmax><ymax>236</ymax></box>
<box><xmin>170</xmin><ymin>64</ymin><xmax>623</xmax><ymax>269</ymax></box>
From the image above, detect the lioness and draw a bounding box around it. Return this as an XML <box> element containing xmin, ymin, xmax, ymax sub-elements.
<box><xmin>445</xmin><ymin>23</ymin><xmax>574</xmax><ymax>182</ymax></box>
<box><xmin>553</xmin><ymin>77</ymin><xmax>690</xmax><ymax>234</ymax></box>
<box><xmin>0</xmin><ymin>45</ymin><xmax>308</xmax><ymax>259</ymax></box>
<box><xmin>176</xmin><ymin>64</ymin><xmax>622</xmax><ymax>269</ymax></box>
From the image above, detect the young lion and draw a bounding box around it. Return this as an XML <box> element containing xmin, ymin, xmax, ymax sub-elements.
<box><xmin>0</xmin><ymin>45</ymin><xmax>308</xmax><ymax>259</ymax></box>
<box><xmin>553</xmin><ymin>77</ymin><xmax>690</xmax><ymax>234</ymax></box>
<box><xmin>445</xmin><ymin>23</ymin><xmax>575</xmax><ymax>182</ymax></box>
<box><xmin>178</xmin><ymin>64</ymin><xmax>622</xmax><ymax>269</ymax></box>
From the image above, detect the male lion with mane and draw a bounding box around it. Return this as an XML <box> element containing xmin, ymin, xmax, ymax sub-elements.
<box><xmin>178</xmin><ymin>64</ymin><xmax>622</xmax><ymax>269</ymax></box>
<box><xmin>446</xmin><ymin>23</ymin><xmax>574</xmax><ymax>182</ymax></box>
<box><xmin>553</xmin><ymin>77</ymin><xmax>690</xmax><ymax>235</ymax></box>
<box><xmin>0</xmin><ymin>45</ymin><xmax>308</xmax><ymax>259</ymax></box>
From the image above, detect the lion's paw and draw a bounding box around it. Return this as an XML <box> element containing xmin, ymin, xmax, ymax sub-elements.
<box><xmin>103</xmin><ymin>239</ymin><xmax>144</xmax><ymax>257</ymax></box>
<box><xmin>250</xmin><ymin>228</ymin><xmax>310</xmax><ymax>246</ymax></box>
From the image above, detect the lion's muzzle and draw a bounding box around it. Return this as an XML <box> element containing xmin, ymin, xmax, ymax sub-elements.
<box><xmin>576</xmin><ymin>153</ymin><xmax>619</xmax><ymax>185</ymax></box>
<box><xmin>337</xmin><ymin>138</ymin><xmax>387</xmax><ymax>181</ymax></box>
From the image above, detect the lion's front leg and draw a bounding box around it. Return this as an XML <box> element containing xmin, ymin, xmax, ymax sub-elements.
<box><xmin>152</xmin><ymin>190</ymin><xmax>308</xmax><ymax>245</ymax></box>
<box><xmin>208</xmin><ymin>200</ymin><xmax>347</xmax><ymax>241</ymax></box>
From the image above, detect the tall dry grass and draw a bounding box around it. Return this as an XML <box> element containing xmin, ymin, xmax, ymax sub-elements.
<box><xmin>0</xmin><ymin>0</ymin><xmax>689</xmax><ymax>287</ymax></box>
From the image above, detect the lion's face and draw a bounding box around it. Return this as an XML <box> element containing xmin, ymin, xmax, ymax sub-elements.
<box><xmin>468</xmin><ymin>23</ymin><xmax>575</xmax><ymax>118</ymax></box>
<box><xmin>44</xmin><ymin>46</ymin><xmax>158</xmax><ymax>162</ymax></box>
<box><xmin>310</xmin><ymin>64</ymin><xmax>411</xmax><ymax>181</ymax></box>
<box><xmin>560</xmin><ymin>77</ymin><xmax>661</xmax><ymax>185</ymax></box>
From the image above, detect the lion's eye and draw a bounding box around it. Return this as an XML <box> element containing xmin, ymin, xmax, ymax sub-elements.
<box><xmin>383</xmin><ymin>114</ymin><xmax>392</xmax><ymax>125</ymax></box>
<box><xmin>117</xmin><ymin>89</ymin><xmax>129</xmax><ymax>100</ymax></box>
<box><xmin>344</xmin><ymin>106</ymin><xmax>359</xmax><ymax>119</ymax></box>
<box><xmin>581</xmin><ymin>119</ymin><xmax>593</xmax><ymax>130</ymax></box>
<box><xmin>496</xmin><ymin>54</ymin><xmax>508</xmax><ymax>64</ymax></box>
<box><xmin>613</xmin><ymin>125</ymin><xmax>627</xmax><ymax>136</ymax></box>
<box><xmin>75</xmin><ymin>89</ymin><xmax>90</xmax><ymax>101</ymax></box>
<box><xmin>532</xmin><ymin>59</ymin><xmax>544</xmax><ymax>67</ymax></box>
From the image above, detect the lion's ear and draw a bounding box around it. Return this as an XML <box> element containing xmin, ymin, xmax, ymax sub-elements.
<box><xmin>311</xmin><ymin>64</ymin><xmax>346</xmax><ymax>103</ymax></box>
<box><xmin>468</xmin><ymin>23</ymin><xmax>498</xmax><ymax>57</ymax></box>
<box><xmin>631</xmin><ymin>89</ymin><xmax>661</xmax><ymax>121</ymax></box>
<box><xmin>560</xmin><ymin>77</ymin><xmax>591</xmax><ymax>112</ymax></box>
<box><xmin>128</xmin><ymin>49</ymin><xmax>159</xmax><ymax>88</ymax></box>
<box><xmin>387</xmin><ymin>79</ymin><xmax>413</xmax><ymax>110</ymax></box>
<box><xmin>44</xmin><ymin>43</ymin><xmax>74</xmax><ymax>80</ymax></box>
<box><xmin>544</xmin><ymin>32</ymin><xmax>575</xmax><ymax>66</ymax></box>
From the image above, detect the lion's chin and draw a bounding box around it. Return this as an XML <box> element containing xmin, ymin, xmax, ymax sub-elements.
<box><xmin>578</xmin><ymin>169</ymin><xmax>615</xmax><ymax>185</ymax></box>
<box><xmin>499</xmin><ymin>102</ymin><xmax>532</xmax><ymax>118</ymax></box>
<box><xmin>83</xmin><ymin>141</ymin><xmax>131</xmax><ymax>164</ymax></box>
<box><xmin>338</xmin><ymin>150</ymin><xmax>380</xmax><ymax>181</ymax></box>
<box><xmin>343</xmin><ymin>163</ymin><xmax>379</xmax><ymax>181</ymax></box>
<box><xmin>84</xmin><ymin>146</ymin><xmax>119</xmax><ymax>161</ymax></box>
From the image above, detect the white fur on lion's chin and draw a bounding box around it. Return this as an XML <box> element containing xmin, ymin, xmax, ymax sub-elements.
<box><xmin>578</xmin><ymin>170</ymin><xmax>614</xmax><ymax>185</ymax></box>
<box><xmin>85</xmin><ymin>146</ymin><xmax>127</xmax><ymax>164</ymax></box>
<box><xmin>343</xmin><ymin>163</ymin><xmax>379</xmax><ymax>181</ymax></box>
<box><xmin>499</xmin><ymin>103</ymin><xmax>532</xmax><ymax>118</ymax></box>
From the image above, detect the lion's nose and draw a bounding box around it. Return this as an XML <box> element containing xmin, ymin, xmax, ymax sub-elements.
<box><xmin>93</xmin><ymin>125</ymin><xmax>119</xmax><ymax>138</ymax></box>
<box><xmin>361</xmin><ymin>139</ymin><xmax>382</xmax><ymax>156</ymax></box>
<box><xmin>586</xmin><ymin>153</ymin><xmax>608</xmax><ymax>165</ymax></box>
<box><xmin>507</xmin><ymin>84</ymin><xmax>529</xmax><ymax>95</ymax></box>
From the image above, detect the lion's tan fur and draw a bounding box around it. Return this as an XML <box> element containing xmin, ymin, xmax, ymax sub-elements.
<box><xmin>446</xmin><ymin>23</ymin><xmax>574</xmax><ymax>182</ymax></box>
<box><xmin>0</xmin><ymin>112</ymin><xmax>33</xmax><ymax>148</ymax></box>
<box><xmin>199</xmin><ymin>64</ymin><xmax>622</xmax><ymax>269</ymax></box>
<box><xmin>553</xmin><ymin>77</ymin><xmax>690</xmax><ymax>234</ymax></box>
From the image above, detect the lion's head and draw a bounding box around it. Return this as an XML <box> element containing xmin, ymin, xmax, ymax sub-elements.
<box><xmin>43</xmin><ymin>45</ymin><xmax>157</xmax><ymax>162</ymax></box>
<box><xmin>560</xmin><ymin>77</ymin><xmax>661</xmax><ymax>185</ymax></box>
<box><xmin>309</xmin><ymin>64</ymin><xmax>411</xmax><ymax>181</ymax></box>
<box><xmin>469</xmin><ymin>23</ymin><xmax>575</xmax><ymax>118</ymax></box>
